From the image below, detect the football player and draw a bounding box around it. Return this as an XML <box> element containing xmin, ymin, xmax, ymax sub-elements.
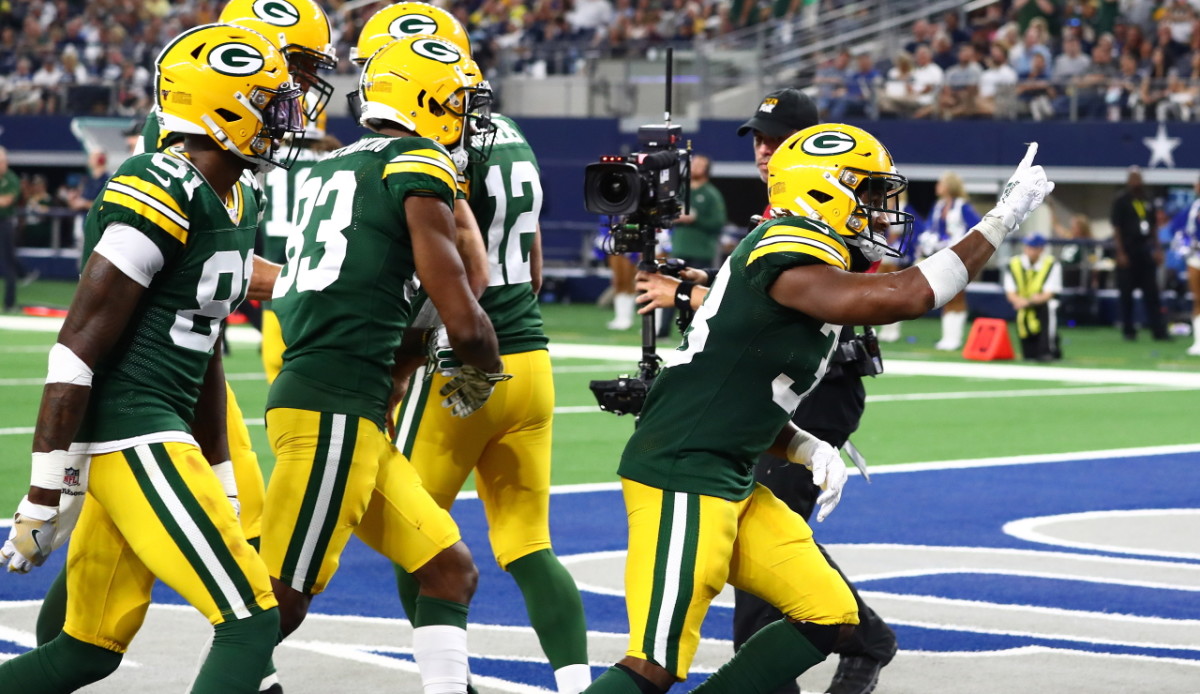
<box><xmin>259</xmin><ymin>95</ymin><xmax>341</xmax><ymax>384</ymax></box>
<box><xmin>259</xmin><ymin>35</ymin><xmax>506</xmax><ymax>694</ymax></box>
<box><xmin>353</xmin><ymin>7</ymin><xmax>593</xmax><ymax>693</ymax></box>
<box><xmin>0</xmin><ymin>23</ymin><xmax>304</xmax><ymax>693</ymax></box>
<box><xmin>582</xmin><ymin>127</ymin><xmax>1053</xmax><ymax>694</ymax></box>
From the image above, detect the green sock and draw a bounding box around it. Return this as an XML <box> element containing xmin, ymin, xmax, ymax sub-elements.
<box><xmin>690</xmin><ymin>620</ymin><xmax>826</xmax><ymax>693</ymax></box>
<box><xmin>0</xmin><ymin>632</ymin><xmax>122</xmax><ymax>692</ymax></box>
<box><xmin>582</xmin><ymin>666</ymin><xmax>645</xmax><ymax>694</ymax></box>
<box><xmin>191</xmin><ymin>609</ymin><xmax>281</xmax><ymax>694</ymax></box>
<box><xmin>35</xmin><ymin>566</ymin><xmax>69</xmax><ymax>646</ymax></box>
<box><xmin>508</xmin><ymin>549</ymin><xmax>589</xmax><ymax>669</ymax></box>
<box><xmin>413</xmin><ymin>594</ymin><xmax>469</xmax><ymax>628</ymax></box>
<box><xmin>393</xmin><ymin>563</ymin><xmax>420</xmax><ymax>624</ymax></box>
<box><xmin>245</xmin><ymin>536</ymin><xmax>277</xmax><ymax>688</ymax></box>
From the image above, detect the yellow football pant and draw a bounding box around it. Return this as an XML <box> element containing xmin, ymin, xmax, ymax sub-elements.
<box><xmin>260</xmin><ymin>309</ymin><xmax>284</xmax><ymax>385</ymax></box>
<box><xmin>394</xmin><ymin>349</ymin><xmax>553</xmax><ymax>568</ymax></box>
<box><xmin>225</xmin><ymin>381</ymin><xmax>264</xmax><ymax>540</ymax></box>
<box><xmin>63</xmin><ymin>442</ymin><xmax>277</xmax><ymax>653</ymax></box>
<box><xmin>621</xmin><ymin>478</ymin><xmax>858</xmax><ymax>680</ymax></box>
<box><xmin>260</xmin><ymin>408</ymin><xmax>461</xmax><ymax>594</ymax></box>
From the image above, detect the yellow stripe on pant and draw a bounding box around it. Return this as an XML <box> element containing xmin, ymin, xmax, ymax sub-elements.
<box><xmin>64</xmin><ymin>442</ymin><xmax>276</xmax><ymax>653</ymax></box>
<box><xmin>395</xmin><ymin>349</ymin><xmax>554</xmax><ymax>568</ymax></box>
<box><xmin>620</xmin><ymin>478</ymin><xmax>857</xmax><ymax>680</ymax></box>
<box><xmin>260</xmin><ymin>408</ymin><xmax>461</xmax><ymax>595</ymax></box>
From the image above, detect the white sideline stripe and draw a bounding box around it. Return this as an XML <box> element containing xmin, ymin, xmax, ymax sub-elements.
<box><xmin>133</xmin><ymin>444</ymin><xmax>251</xmax><ymax>620</ymax></box>
<box><xmin>292</xmin><ymin>413</ymin><xmax>346</xmax><ymax>592</ymax></box>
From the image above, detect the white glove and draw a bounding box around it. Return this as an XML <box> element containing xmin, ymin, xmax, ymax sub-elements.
<box><xmin>426</xmin><ymin>325</ymin><xmax>462</xmax><ymax>376</ymax></box>
<box><xmin>440</xmin><ymin>365</ymin><xmax>512</xmax><ymax>418</ymax></box>
<box><xmin>989</xmin><ymin>142</ymin><xmax>1056</xmax><ymax>233</ymax></box>
<box><xmin>786</xmin><ymin>430</ymin><xmax>849</xmax><ymax>522</ymax></box>
<box><xmin>1</xmin><ymin>497</ymin><xmax>59</xmax><ymax>573</ymax></box>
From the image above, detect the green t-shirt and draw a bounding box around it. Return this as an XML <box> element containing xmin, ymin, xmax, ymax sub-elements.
<box><xmin>618</xmin><ymin>216</ymin><xmax>852</xmax><ymax>501</ymax></box>
<box><xmin>75</xmin><ymin>149</ymin><xmax>261</xmax><ymax>445</ymax></box>
<box><xmin>267</xmin><ymin>135</ymin><xmax>458</xmax><ymax>427</ymax></box>
<box><xmin>464</xmin><ymin>113</ymin><xmax>548</xmax><ymax>355</ymax></box>
<box><xmin>671</xmin><ymin>179</ymin><xmax>726</xmax><ymax>264</ymax></box>
<box><xmin>0</xmin><ymin>170</ymin><xmax>20</xmax><ymax>217</ymax></box>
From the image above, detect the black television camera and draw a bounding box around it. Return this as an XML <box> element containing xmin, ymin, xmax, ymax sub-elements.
<box><xmin>585</xmin><ymin>50</ymin><xmax>691</xmax><ymax>417</ymax></box>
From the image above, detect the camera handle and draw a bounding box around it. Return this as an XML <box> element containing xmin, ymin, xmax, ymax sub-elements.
<box><xmin>636</xmin><ymin>231</ymin><xmax>663</xmax><ymax>383</ymax></box>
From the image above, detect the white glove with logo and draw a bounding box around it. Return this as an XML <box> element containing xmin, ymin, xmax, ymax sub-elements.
<box><xmin>1</xmin><ymin>497</ymin><xmax>59</xmax><ymax>573</ymax></box>
<box><xmin>988</xmin><ymin>142</ymin><xmax>1056</xmax><ymax>235</ymax></box>
<box><xmin>440</xmin><ymin>365</ymin><xmax>513</xmax><ymax>418</ymax></box>
<box><xmin>786</xmin><ymin>429</ymin><xmax>849</xmax><ymax>522</ymax></box>
<box><xmin>426</xmin><ymin>325</ymin><xmax>462</xmax><ymax>376</ymax></box>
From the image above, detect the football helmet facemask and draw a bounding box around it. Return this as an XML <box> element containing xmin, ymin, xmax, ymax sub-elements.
<box><xmin>351</xmin><ymin>2</ymin><xmax>472</xmax><ymax>64</ymax></box>
<box><xmin>219</xmin><ymin>0</ymin><xmax>338</xmax><ymax>121</ymax></box>
<box><xmin>155</xmin><ymin>23</ymin><xmax>305</xmax><ymax>172</ymax></box>
<box><xmin>359</xmin><ymin>35</ymin><xmax>493</xmax><ymax>157</ymax></box>
<box><xmin>767</xmin><ymin>123</ymin><xmax>914</xmax><ymax>263</ymax></box>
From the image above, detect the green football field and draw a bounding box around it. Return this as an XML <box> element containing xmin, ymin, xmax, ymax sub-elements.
<box><xmin>1</xmin><ymin>279</ymin><xmax>1199</xmax><ymax>514</ymax></box>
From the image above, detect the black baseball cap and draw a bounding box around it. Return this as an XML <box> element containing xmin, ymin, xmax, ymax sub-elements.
<box><xmin>736</xmin><ymin>88</ymin><xmax>819</xmax><ymax>138</ymax></box>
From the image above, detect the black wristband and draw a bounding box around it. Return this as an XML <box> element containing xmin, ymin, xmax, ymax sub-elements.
<box><xmin>702</xmin><ymin>268</ymin><xmax>717</xmax><ymax>286</ymax></box>
<box><xmin>675</xmin><ymin>281</ymin><xmax>696</xmax><ymax>312</ymax></box>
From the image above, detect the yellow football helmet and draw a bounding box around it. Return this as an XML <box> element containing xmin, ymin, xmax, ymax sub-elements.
<box><xmin>359</xmin><ymin>35</ymin><xmax>491</xmax><ymax>151</ymax></box>
<box><xmin>219</xmin><ymin>0</ymin><xmax>337</xmax><ymax>120</ymax></box>
<box><xmin>351</xmin><ymin>2</ymin><xmax>472</xmax><ymax>64</ymax></box>
<box><xmin>156</xmin><ymin>23</ymin><xmax>304</xmax><ymax>171</ymax></box>
<box><xmin>767</xmin><ymin>123</ymin><xmax>914</xmax><ymax>261</ymax></box>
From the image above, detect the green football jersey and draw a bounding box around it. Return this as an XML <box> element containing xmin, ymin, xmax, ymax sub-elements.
<box><xmin>75</xmin><ymin>148</ymin><xmax>261</xmax><ymax>446</ymax></box>
<box><xmin>267</xmin><ymin>135</ymin><xmax>459</xmax><ymax>427</ymax></box>
<box><xmin>618</xmin><ymin>216</ymin><xmax>853</xmax><ymax>501</ymax></box>
<box><xmin>260</xmin><ymin>148</ymin><xmax>324</xmax><ymax>264</ymax></box>
<box><xmin>464</xmin><ymin>114</ymin><xmax>548</xmax><ymax>355</ymax></box>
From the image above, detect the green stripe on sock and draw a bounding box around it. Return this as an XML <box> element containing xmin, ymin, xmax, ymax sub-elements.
<box><xmin>125</xmin><ymin>447</ymin><xmax>232</xmax><ymax>617</ymax></box>
<box><xmin>300</xmin><ymin>415</ymin><xmax>358</xmax><ymax>593</ymax></box>
<box><xmin>279</xmin><ymin>412</ymin><xmax>335</xmax><ymax>587</ymax></box>
<box><xmin>149</xmin><ymin>444</ymin><xmax>263</xmax><ymax>615</ymax></box>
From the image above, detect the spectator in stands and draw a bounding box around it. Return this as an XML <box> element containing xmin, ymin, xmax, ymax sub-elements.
<box><xmin>568</xmin><ymin>0</ymin><xmax>615</xmax><ymax>38</ymax></box>
<box><xmin>1016</xmin><ymin>52</ymin><xmax>1058</xmax><ymax>120</ymax></box>
<box><xmin>843</xmin><ymin>52</ymin><xmax>880</xmax><ymax>118</ymax></box>
<box><xmin>939</xmin><ymin>43</ymin><xmax>983</xmax><ymax>119</ymax></box>
<box><xmin>978</xmin><ymin>42</ymin><xmax>1020</xmax><ymax>117</ymax></box>
<box><xmin>1163</xmin><ymin>49</ymin><xmax>1200</xmax><ymax>120</ymax></box>
<box><xmin>910</xmin><ymin>44</ymin><xmax>946</xmax><ymax>118</ymax></box>
<box><xmin>905</xmin><ymin>18</ymin><xmax>934</xmax><ymax>55</ymax></box>
<box><xmin>1011</xmin><ymin>22</ymin><xmax>1054</xmax><ymax>77</ymax></box>
<box><xmin>1163</xmin><ymin>0</ymin><xmax>1197</xmax><ymax>45</ymax></box>
<box><xmin>1011</xmin><ymin>0</ymin><xmax>1062</xmax><ymax>38</ymax></box>
<box><xmin>1154</xmin><ymin>22</ymin><xmax>1188</xmax><ymax>70</ymax></box>
<box><xmin>941</xmin><ymin>10</ymin><xmax>972</xmax><ymax>45</ymax></box>
<box><xmin>1117</xmin><ymin>21</ymin><xmax>1148</xmax><ymax>61</ymax></box>
<box><xmin>931</xmin><ymin>32</ymin><xmax>957</xmax><ymax>69</ymax></box>
<box><xmin>0</xmin><ymin>26</ymin><xmax>18</xmax><ymax>75</ymax></box>
<box><xmin>7</xmin><ymin>57</ymin><xmax>41</xmax><ymax>115</ymax></box>
<box><xmin>112</xmin><ymin>59</ymin><xmax>151</xmax><ymax>117</ymax></box>
<box><xmin>0</xmin><ymin>147</ymin><xmax>20</xmax><ymax>312</ymax></box>
<box><xmin>30</xmin><ymin>57</ymin><xmax>63</xmax><ymax>113</ymax></box>
<box><xmin>1141</xmin><ymin>45</ymin><xmax>1173</xmax><ymax>119</ymax></box>
<box><xmin>877</xmin><ymin>51</ymin><xmax>920</xmax><ymax>118</ymax></box>
<box><xmin>815</xmin><ymin>50</ymin><xmax>850</xmax><ymax>120</ymax></box>
<box><xmin>1075</xmin><ymin>42</ymin><xmax>1119</xmax><ymax>118</ymax></box>
<box><xmin>1054</xmin><ymin>36</ymin><xmax>1093</xmax><ymax>81</ymax></box>
<box><xmin>1106</xmin><ymin>51</ymin><xmax>1143</xmax><ymax>120</ymax></box>
<box><xmin>1111</xmin><ymin>166</ymin><xmax>1169</xmax><ymax>341</ymax></box>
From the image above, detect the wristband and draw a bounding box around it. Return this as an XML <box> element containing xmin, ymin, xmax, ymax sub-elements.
<box><xmin>785</xmin><ymin>428</ymin><xmax>821</xmax><ymax>466</ymax></box>
<box><xmin>211</xmin><ymin>460</ymin><xmax>238</xmax><ymax>497</ymax></box>
<box><xmin>916</xmin><ymin>247</ymin><xmax>970</xmax><ymax>309</ymax></box>
<box><xmin>973</xmin><ymin>212</ymin><xmax>1012</xmax><ymax>249</ymax></box>
<box><xmin>702</xmin><ymin>268</ymin><xmax>717</xmax><ymax>286</ymax></box>
<box><xmin>31</xmin><ymin>450</ymin><xmax>71</xmax><ymax>491</ymax></box>
<box><xmin>675</xmin><ymin>281</ymin><xmax>696</xmax><ymax>312</ymax></box>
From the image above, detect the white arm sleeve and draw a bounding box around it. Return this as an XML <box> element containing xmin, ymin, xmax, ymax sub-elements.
<box><xmin>92</xmin><ymin>223</ymin><xmax>165</xmax><ymax>288</ymax></box>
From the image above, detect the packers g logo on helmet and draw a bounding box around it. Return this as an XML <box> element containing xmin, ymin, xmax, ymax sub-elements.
<box><xmin>251</xmin><ymin>0</ymin><xmax>301</xmax><ymax>25</ymax></box>
<box><xmin>799</xmin><ymin>131</ymin><xmax>857</xmax><ymax>157</ymax></box>
<box><xmin>390</xmin><ymin>14</ymin><xmax>440</xmax><ymax>37</ymax></box>
<box><xmin>208</xmin><ymin>42</ymin><xmax>267</xmax><ymax>76</ymax></box>
<box><xmin>411</xmin><ymin>38</ymin><xmax>460</xmax><ymax>63</ymax></box>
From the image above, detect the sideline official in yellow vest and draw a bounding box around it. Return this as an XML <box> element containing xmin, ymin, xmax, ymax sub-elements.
<box><xmin>1004</xmin><ymin>233</ymin><xmax>1063</xmax><ymax>361</ymax></box>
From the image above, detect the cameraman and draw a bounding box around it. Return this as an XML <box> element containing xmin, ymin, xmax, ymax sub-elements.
<box><xmin>634</xmin><ymin>88</ymin><xmax>897</xmax><ymax>694</ymax></box>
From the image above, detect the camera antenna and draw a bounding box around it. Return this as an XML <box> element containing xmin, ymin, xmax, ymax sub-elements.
<box><xmin>664</xmin><ymin>46</ymin><xmax>673</xmax><ymax>126</ymax></box>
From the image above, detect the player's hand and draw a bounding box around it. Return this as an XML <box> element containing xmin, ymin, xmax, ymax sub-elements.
<box><xmin>992</xmin><ymin>143</ymin><xmax>1055</xmax><ymax>232</ymax></box>
<box><xmin>808</xmin><ymin>442</ymin><xmax>848</xmax><ymax>522</ymax></box>
<box><xmin>1</xmin><ymin>497</ymin><xmax>59</xmax><ymax>573</ymax></box>
<box><xmin>426</xmin><ymin>326</ymin><xmax>462</xmax><ymax>375</ymax></box>
<box><xmin>440</xmin><ymin>365</ymin><xmax>512</xmax><ymax>418</ymax></box>
<box><xmin>634</xmin><ymin>271</ymin><xmax>681</xmax><ymax>314</ymax></box>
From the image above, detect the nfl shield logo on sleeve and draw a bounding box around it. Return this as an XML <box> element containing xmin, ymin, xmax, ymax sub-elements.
<box><xmin>63</xmin><ymin>467</ymin><xmax>80</xmax><ymax>488</ymax></box>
